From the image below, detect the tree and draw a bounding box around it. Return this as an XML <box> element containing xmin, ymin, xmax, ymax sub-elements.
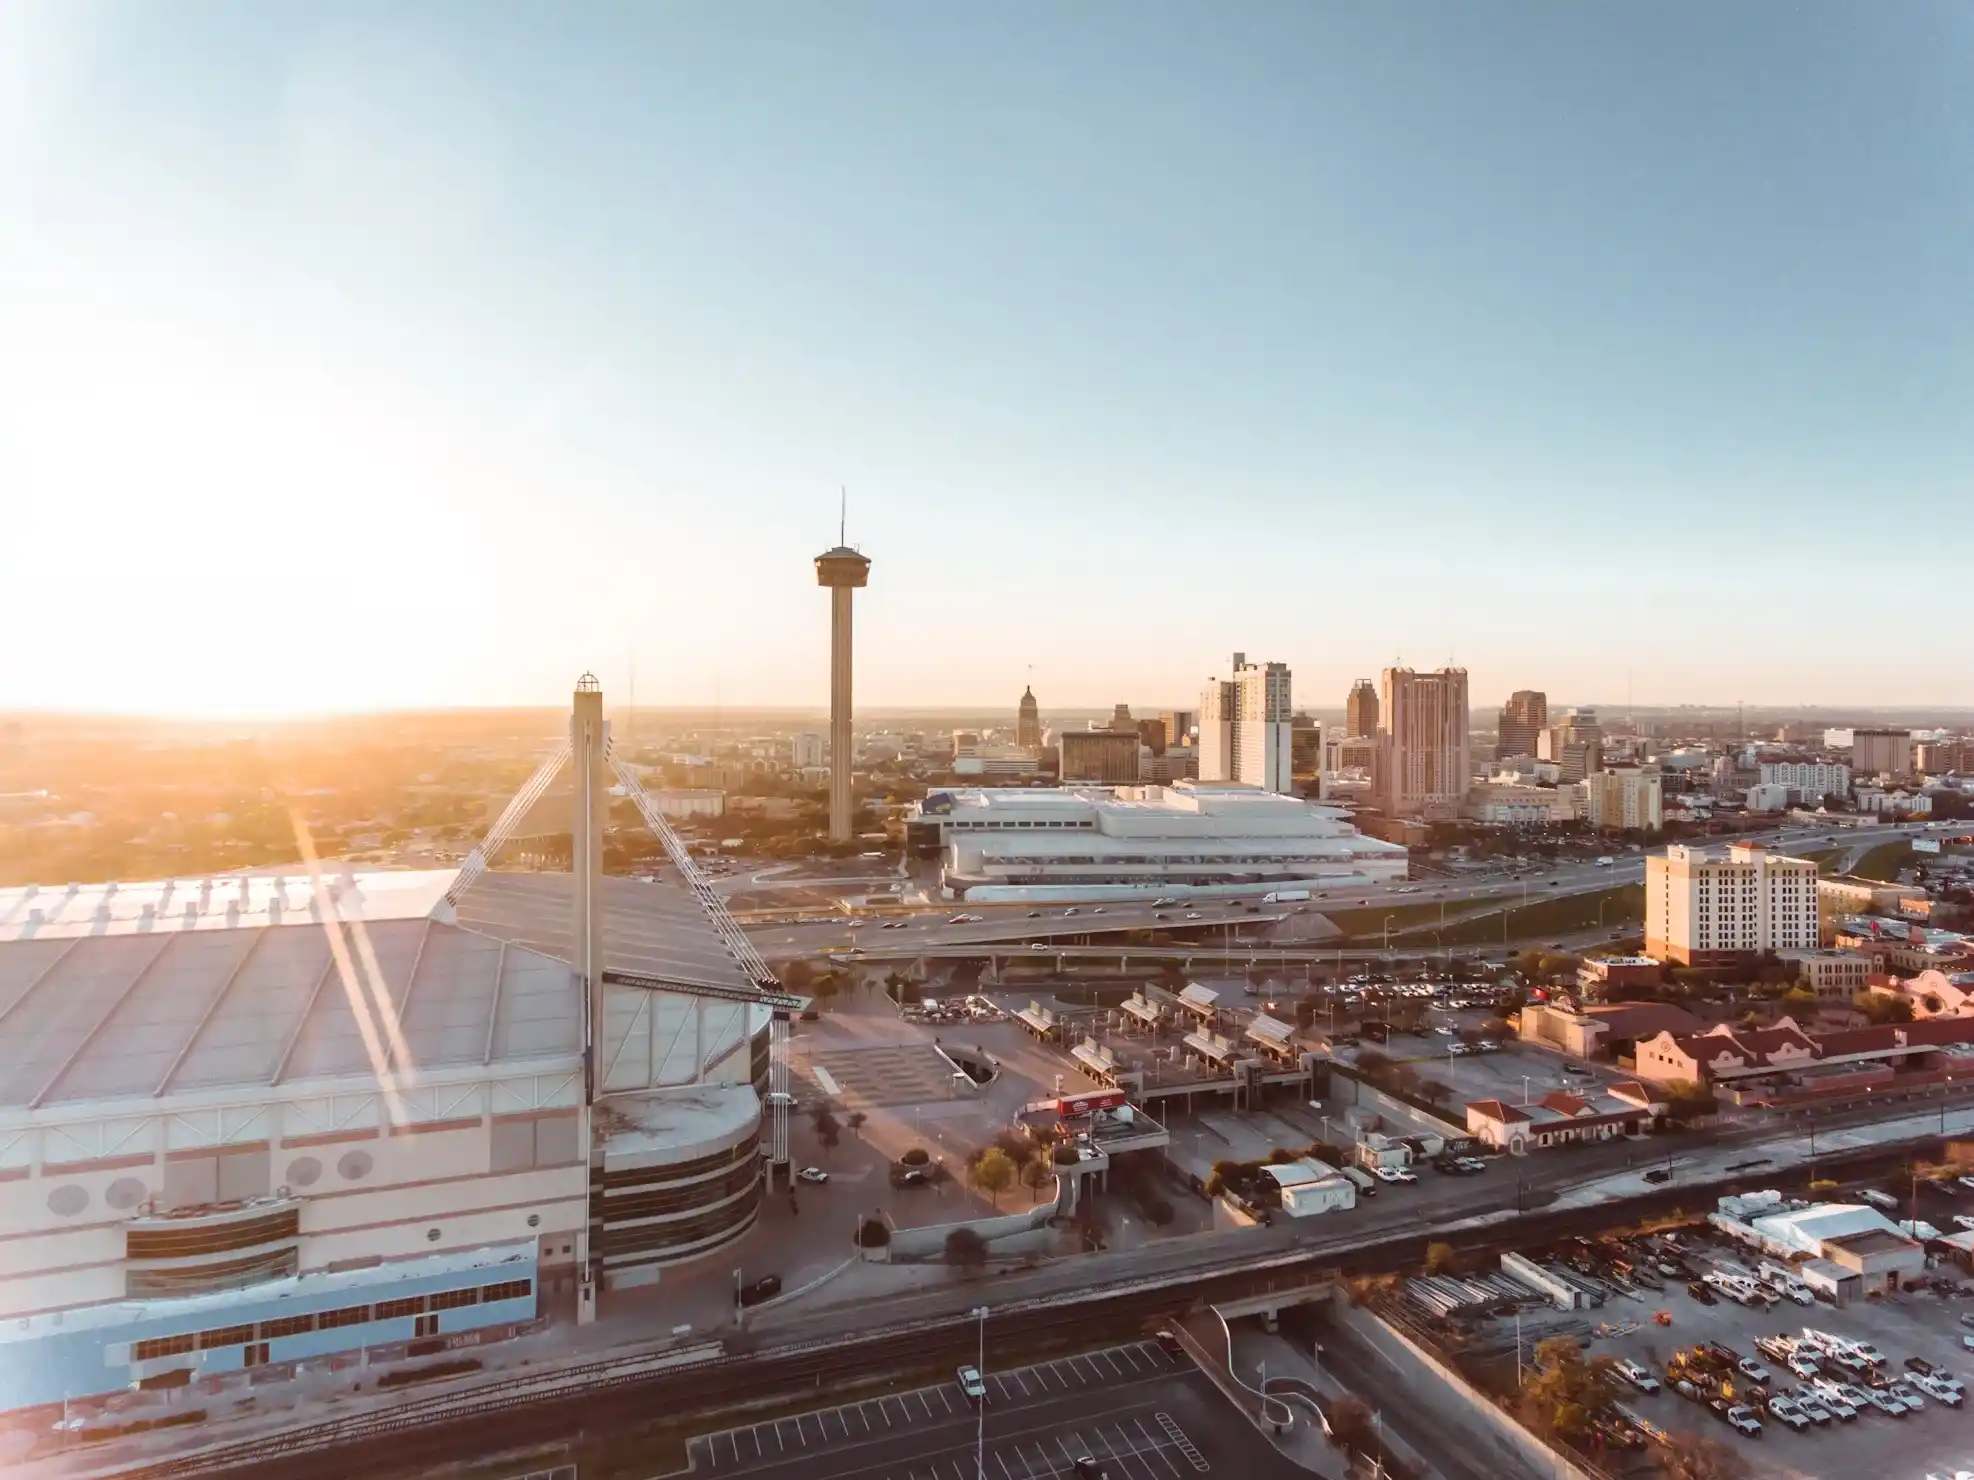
<box><xmin>1416</xmin><ymin>1078</ymin><xmax>1451</xmax><ymax>1103</ymax></box>
<box><xmin>1777</xmin><ymin>986</ymin><xmax>1819</xmax><ymax>1023</ymax></box>
<box><xmin>944</xmin><ymin>1226</ymin><xmax>989</xmax><ymax>1273</ymax></box>
<box><xmin>779</xmin><ymin>960</ymin><xmax>816</xmax><ymax>993</ymax></box>
<box><xmin>1657</xmin><ymin>1431</ymin><xmax>1750</xmax><ymax>1480</ymax></box>
<box><xmin>856</xmin><ymin>1217</ymin><xmax>891</xmax><ymax>1250</ymax></box>
<box><xmin>1326</xmin><ymin>1393</ymin><xmax>1373</xmax><ymax>1453</ymax></box>
<box><xmin>900</xmin><ymin>1146</ymin><xmax>931</xmax><ymax>1167</ymax></box>
<box><xmin>812</xmin><ymin>1106</ymin><xmax>841</xmax><ymax>1152</ymax></box>
<box><xmin>1424</xmin><ymin>1241</ymin><xmax>1458</xmax><ymax>1275</ymax></box>
<box><xmin>1855</xmin><ymin>990</ymin><xmax>1914</xmax><ymax>1025</ymax></box>
<box><xmin>1022</xmin><ymin>1156</ymin><xmax>1057</xmax><ymax>1201</ymax></box>
<box><xmin>972</xmin><ymin>1148</ymin><xmax>1017</xmax><ymax>1207</ymax></box>
<box><xmin>846</xmin><ymin>1110</ymin><xmax>868</xmax><ymax>1139</ymax></box>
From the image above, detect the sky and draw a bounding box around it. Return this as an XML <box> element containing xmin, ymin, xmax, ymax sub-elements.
<box><xmin>2</xmin><ymin>2</ymin><xmax>1970</xmax><ymax>719</ymax></box>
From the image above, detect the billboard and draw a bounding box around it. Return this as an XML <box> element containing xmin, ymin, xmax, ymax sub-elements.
<box><xmin>1057</xmin><ymin>1089</ymin><xmax>1127</xmax><ymax>1116</ymax></box>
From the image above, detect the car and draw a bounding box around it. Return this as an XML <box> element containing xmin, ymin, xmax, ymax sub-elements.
<box><xmin>1914</xmin><ymin>1372</ymin><xmax>1964</xmax><ymax>1406</ymax></box>
<box><xmin>1794</xmin><ymin>1393</ymin><xmax>1832</xmax><ymax>1425</ymax></box>
<box><xmin>1765</xmin><ymin>1395</ymin><xmax>1811</xmax><ymax>1431</ymax></box>
<box><xmin>1616</xmin><ymin>1360</ymin><xmax>1661</xmax><ymax>1394</ymax></box>
<box><xmin>1185</xmin><ymin>911</ymin><xmax>1202</xmax><ymax>919</ymax></box>
<box><xmin>956</xmin><ymin>1365</ymin><xmax>987</xmax><ymax>1403</ymax></box>
<box><xmin>1071</xmin><ymin>1461</ymin><xmax>1107</xmax><ymax>1480</ymax></box>
<box><xmin>1958</xmin><ymin>1174</ymin><xmax>1974</xmax><ymax>1192</ymax></box>
<box><xmin>1850</xmin><ymin>1339</ymin><xmax>1887</xmax><ymax>1367</ymax></box>
<box><xmin>1738</xmin><ymin>1356</ymin><xmax>1771</xmax><ymax>1383</ymax></box>
<box><xmin>1029</xmin><ymin>942</ymin><xmax>1048</xmax><ymax>951</ymax></box>
<box><xmin>1884</xmin><ymin>1380</ymin><xmax>1926</xmax><ymax>1412</ymax></box>
<box><xmin>891</xmin><ymin>1167</ymin><xmax>930</xmax><ymax>1189</ymax></box>
<box><xmin>1155</xmin><ymin>1328</ymin><xmax>1184</xmax><ymax>1357</ymax></box>
<box><xmin>1862</xmin><ymin>1388</ymin><xmax>1906</xmax><ymax>1417</ymax></box>
<box><xmin>1788</xmin><ymin>1352</ymin><xmax>1823</xmax><ymax>1380</ymax></box>
<box><xmin>738</xmin><ymin>1274</ymin><xmax>782</xmax><ymax>1306</ymax></box>
<box><xmin>796</xmin><ymin>1166</ymin><xmax>828</xmax><ymax>1184</ymax></box>
<box><xmin>1812</xmin><ymin>1385</ymin><xmax>1858</xmax><ymax>1421</ymax></box>
<box><xmin>1026</xmin><ymin>910</ymin><xmax>1042</xmax><ymax>918</ymax></box>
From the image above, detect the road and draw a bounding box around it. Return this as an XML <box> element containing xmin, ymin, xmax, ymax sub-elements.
<box><xmin>739</xmin><ymin>823</ymin><xmax>1919</xmax><ymax>961</ymax></box>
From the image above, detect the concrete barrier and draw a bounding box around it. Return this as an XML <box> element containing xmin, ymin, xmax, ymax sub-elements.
<box><xmin>884</xmin><ymin>1199</ymin><xmax>1061</xmax><ymax>1263</ymax></box>
<box><xmin>1330</xmin><ymin>1301</ymin><xmax>1604</xmax><ymax>1480</ymax></box>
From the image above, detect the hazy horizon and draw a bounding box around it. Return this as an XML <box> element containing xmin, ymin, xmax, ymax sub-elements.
<box><xmin>5</xmin><ymin>4</ymin><xmax>1971</xmax><ymax>716</ymax></box>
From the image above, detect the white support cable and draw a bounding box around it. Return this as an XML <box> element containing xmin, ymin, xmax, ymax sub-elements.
<box><xmin>446</xmin><ymin>740</ymin><xmax>573</xmax><ymax>903</ymax></box>
<box><xmin>607</xmin><ymin>749</ymin><xmax>777</xmax><ymax>985</ymax></box>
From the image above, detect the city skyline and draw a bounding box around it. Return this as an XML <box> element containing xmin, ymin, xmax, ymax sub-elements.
<box><xmin>5</xmin><ymin>4</ymin><xmax>1973</xmax><ymax>717</ymax></box>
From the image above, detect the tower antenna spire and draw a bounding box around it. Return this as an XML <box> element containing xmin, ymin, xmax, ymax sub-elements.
<box><xmin>839</xmin><ymin>486</ymin><xmax>847</xmax><ymax>546</ymax></box>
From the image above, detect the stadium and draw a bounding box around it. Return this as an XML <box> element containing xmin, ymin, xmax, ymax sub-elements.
<box><xmin>0</xmin><ymin>679</ymin><xmax>796</xmax><ymax>1413</ymax></box>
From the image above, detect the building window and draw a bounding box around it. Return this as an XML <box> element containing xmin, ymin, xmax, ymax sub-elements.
<box><xmin>375</xmin><ymin>1297</ymin><xmax>426</xmax><ymax>1321</ymax></box>
<box><xmin>413</xmin><ymin>1313</ymin><xmax>440</xmax><ymax>1340</ymax></box>
<box><xmin>431</xmin><ymin>1287</ymin><xmax>481</xmax><ymax>1311</ymax></box>
<box><xmin>259</xmin><ymin>1313</ymin><xmax>317</xmax><ymax>1340</ymax></box>
<box><xmin>319</xmin><ymin>1305</ymin><xmax>370</xmax><ymax>1329</ymax></box>
<box><xmin>482</xmin><ymin>1279</ymin><xmax>533</xmax><ymax>1303</ymax></box>
<box><xmin>133</xmin><ymin>1332</ymin><xmax>196</xmax><ymax>1362</ymax></box>
<box><xmin>197</xmin><ymin>1324</ymin><xmax>256</xmax><ymax>1350</ymax></box>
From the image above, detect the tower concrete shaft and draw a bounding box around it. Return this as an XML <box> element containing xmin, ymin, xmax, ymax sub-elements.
<box><xmin>570</xmin><ymin>675</ymin><xmax>608</xmax><ymax>1076</ymax></box>
<box><xmin>814</xmin><ymin>543</ymin><xmax>871</xmax><ymax>843</ymax></box>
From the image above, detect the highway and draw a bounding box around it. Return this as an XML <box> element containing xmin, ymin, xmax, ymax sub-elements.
<box><xmin>740</xmin><ymin>822</ymin><xmax>1919</xmax><ymax>960</ymax></box>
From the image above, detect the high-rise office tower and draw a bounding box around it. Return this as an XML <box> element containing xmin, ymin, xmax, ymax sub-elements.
<box><xmin>1199</xmin><ymin>679</ymin><xmax>1237</xmax><ymax>782</ymax></box>
<box><xmin>1060</xmin><ymin>729</ymin><xmax>1141</xmax><ymax>784</ymax></box>
<box><xmin>1346</xmin><ymin>679</ymin><xmax>1378</xmax><ymax>739</ymax></box>
<box><xmin>814</xmin><ymin>531</ymin><xmax>871</xmax><ymax>841</ymax></box>
<box><xmin>1379</xmin><ymin>667</ymin><xmax>1470</xmax><ymax>815</ymax></box>
<box><xmin>1110</xmin><ymin>703</ymin><xmax>1134</xmax><ymax>732</ymax></box>
<box><xmin>1200</xmin><ymin>653</ymin><xmax>1292</xmax><ymax>792</ymax></box>
<box><xmin>1497</xmin><ymin>689</ymin><xmax>1548</xmax><ymax>761</ymax></box>
<box><xmin>1541</xmin><ymin>707</ymin><xmax>1605</xmax><ymax>783</ymax></box>
<box><xmin>1016</xmin><ymin>686</ymin><xmax>1041</xmax><ymax>750</ymax></box>
<box><xmin>1290</xmin><ymin>714</ymin><xmax>1323</xmax><ymax>784</ymax></box>
<box><xmin>1162</xmin><ymin>710</ymin><xmax>1196</xmax><ymax>749</ymax></box>
<box><xmin>1136</xmin><ymin>717</ymin><xmax>1169</xmax><ymax>755</ymax></box>
<box><xmin>1234</xmin><ymin>655</ymin><xmax>1293</xmax><ymax>792</ymax></box>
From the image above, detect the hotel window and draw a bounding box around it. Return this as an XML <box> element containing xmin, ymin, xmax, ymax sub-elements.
<box><xmin>375</xmin><ymin>1296</ymin><xmax>427</xmax><ymax>1321</ymax></box>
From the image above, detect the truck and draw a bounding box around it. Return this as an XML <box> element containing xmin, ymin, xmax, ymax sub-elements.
<box><xmin>1263</xmin><ymin>889</ymin><xmax>1312</xmax><ymax>904</ymax></box>
<box><xmin>1595</xmin><ymin>856</ymin><xmax>1615</xmax><ymax>867</ymax></box>
<box><xmin>1338</xmin><ymin>1166</ymin><xmax>1378</xmax><ymax>1197</ymax></box>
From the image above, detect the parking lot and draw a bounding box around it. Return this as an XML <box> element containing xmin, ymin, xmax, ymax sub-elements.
<box><xmin>684</xmin><ymin>1339</ymin><xmax>1304</xmax><ymax>1478</ymax></box>
<box><xmin>1585</xmin><ymin>1245</ymin><xmax>1974</xmax><ymax>1480</ymax></box>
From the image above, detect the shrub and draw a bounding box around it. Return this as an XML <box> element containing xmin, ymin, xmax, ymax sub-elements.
<box><xmin>900</xmin><ymin>1146</ymin><xmax>931</xmax><ymax>1166</ymax></box>
<box><xmin>856</xmin><ymin>1218</ymin><xmax>891</xmax><ymax>1249</ymax></box>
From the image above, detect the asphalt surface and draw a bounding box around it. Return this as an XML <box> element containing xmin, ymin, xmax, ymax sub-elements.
<box><xmin>684</xmin><ymin>1341</ymin><xmax>1299</xmax><ymax>1479</ymax></box>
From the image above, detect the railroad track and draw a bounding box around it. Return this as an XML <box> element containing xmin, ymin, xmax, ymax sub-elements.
<box><xmin>96</xmin><ymin>1138</ymin><xmax>1920</xmax><ymax>1480</ymax></box>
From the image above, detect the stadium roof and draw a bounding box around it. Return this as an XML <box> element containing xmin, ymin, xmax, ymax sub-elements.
<box><xmin>0</xmin><ymin>864</ymin><xmax>763</xmax><ymax>1114</ymax></box>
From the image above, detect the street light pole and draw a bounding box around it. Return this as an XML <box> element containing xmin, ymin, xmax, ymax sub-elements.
<box><xmin>970</xmin><ymin>1305</ymin><xmax>988</xmax><ymax>1480</ymax></box>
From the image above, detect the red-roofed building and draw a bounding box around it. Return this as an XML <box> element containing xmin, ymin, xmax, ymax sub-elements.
<box><xmin>1632</xmin><ymin>1015</ymin><xmax>1974</xmax><ymax>1089</ymax></box>
<box><xmin>1465</xmin><ymin>1083</ymin><xmax>1666</xmax><ymax>1153</ymax></box>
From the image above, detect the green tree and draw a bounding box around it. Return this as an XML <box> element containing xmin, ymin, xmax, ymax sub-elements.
<box><xmin>845</xmin><ymin>1110</ymin><xmax>868</xmax><ymax>1140</ymax></box>
<box><xmin>778</xmin><ymin>959</ymin><xmax>816</xmax><ymax>993</ymax></box>
<box><xmin>1424</xmin><ymin>1242</ymin><xmax>1458</xmax><ymax>1275</ymax></box>
<box><xmin>1855</xmin><ymin>990</ymin><xmax>1914</xmax><ymax>1025</ymax></box>
<box><xmin>944</xmin><ymin>1226</ymin><xmax>989</xmax><ymax>1273</ymax></box>
<box><xmin>1777</xmin><ymin>986</ymin><xmax>1819</xmax><ymax>1023</ymax></box>
<box><xmin>973</xmin><ymin>1147</ymin><xmax>1017</xmax><ymax>1207</ymax></box>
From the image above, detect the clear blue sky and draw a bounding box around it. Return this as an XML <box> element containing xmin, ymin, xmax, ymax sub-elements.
<box><xmin>2</xmin><ymin>2</ymin><xmax>1969</xmax><ymax>717</ymax></box>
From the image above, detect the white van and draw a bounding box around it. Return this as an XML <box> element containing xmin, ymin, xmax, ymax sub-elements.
<box><xmin>1859</xmin><ymin>1189</ymin><xmax>1900</xmax><ymax>1213</ymax></box>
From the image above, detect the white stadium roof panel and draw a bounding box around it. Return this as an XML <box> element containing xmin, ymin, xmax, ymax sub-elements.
<box><xmin>0</xmin><ymin>864</ymin><xmax>760</xmax><ymax>1114</ymax></box>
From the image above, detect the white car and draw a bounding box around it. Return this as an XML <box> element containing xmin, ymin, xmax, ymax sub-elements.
<box><xmin>1616</xmin><ymin>1360</ymin><xmax>1661</xmax><ymax>1393</ymax></box>
<box><xmin>1737</xmin><ymin>1356</ymin><xmax>1771</xmax><ymax>1383</ymax></box>
<box><xmin>1765</xmin><ymin>1395</ymin><xmax>1811</xmax><ymax>1431</ymax></box>
<box><xmin>796</xmin><ymin>1166</ymin><xmax>828</xmax><ymax>1184</ymax></box>
<box><xmin>956</xmin><ymin>1365</ymin><xmax>987</xmax><ymax>1403</ymax></box>
<box><xmin>1723</xmin><ymin>1405</ymin><xmax>1762</xmax><ymax>1436</ymax></box>
<box><xmin>1915</xmin><ymin>1373</ymin><xmax>1964</xmax><ymax>1406</ymax></box>
<box><xmin>1373</xmin><ymin>1166</ymin><xmax>1406</xmax><ymax>1184</ymax></box>
<box><xmin>1788</xmin><ymin>1353</ymin><xmax>1822</xmax><ymax>1380</ymax></box>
